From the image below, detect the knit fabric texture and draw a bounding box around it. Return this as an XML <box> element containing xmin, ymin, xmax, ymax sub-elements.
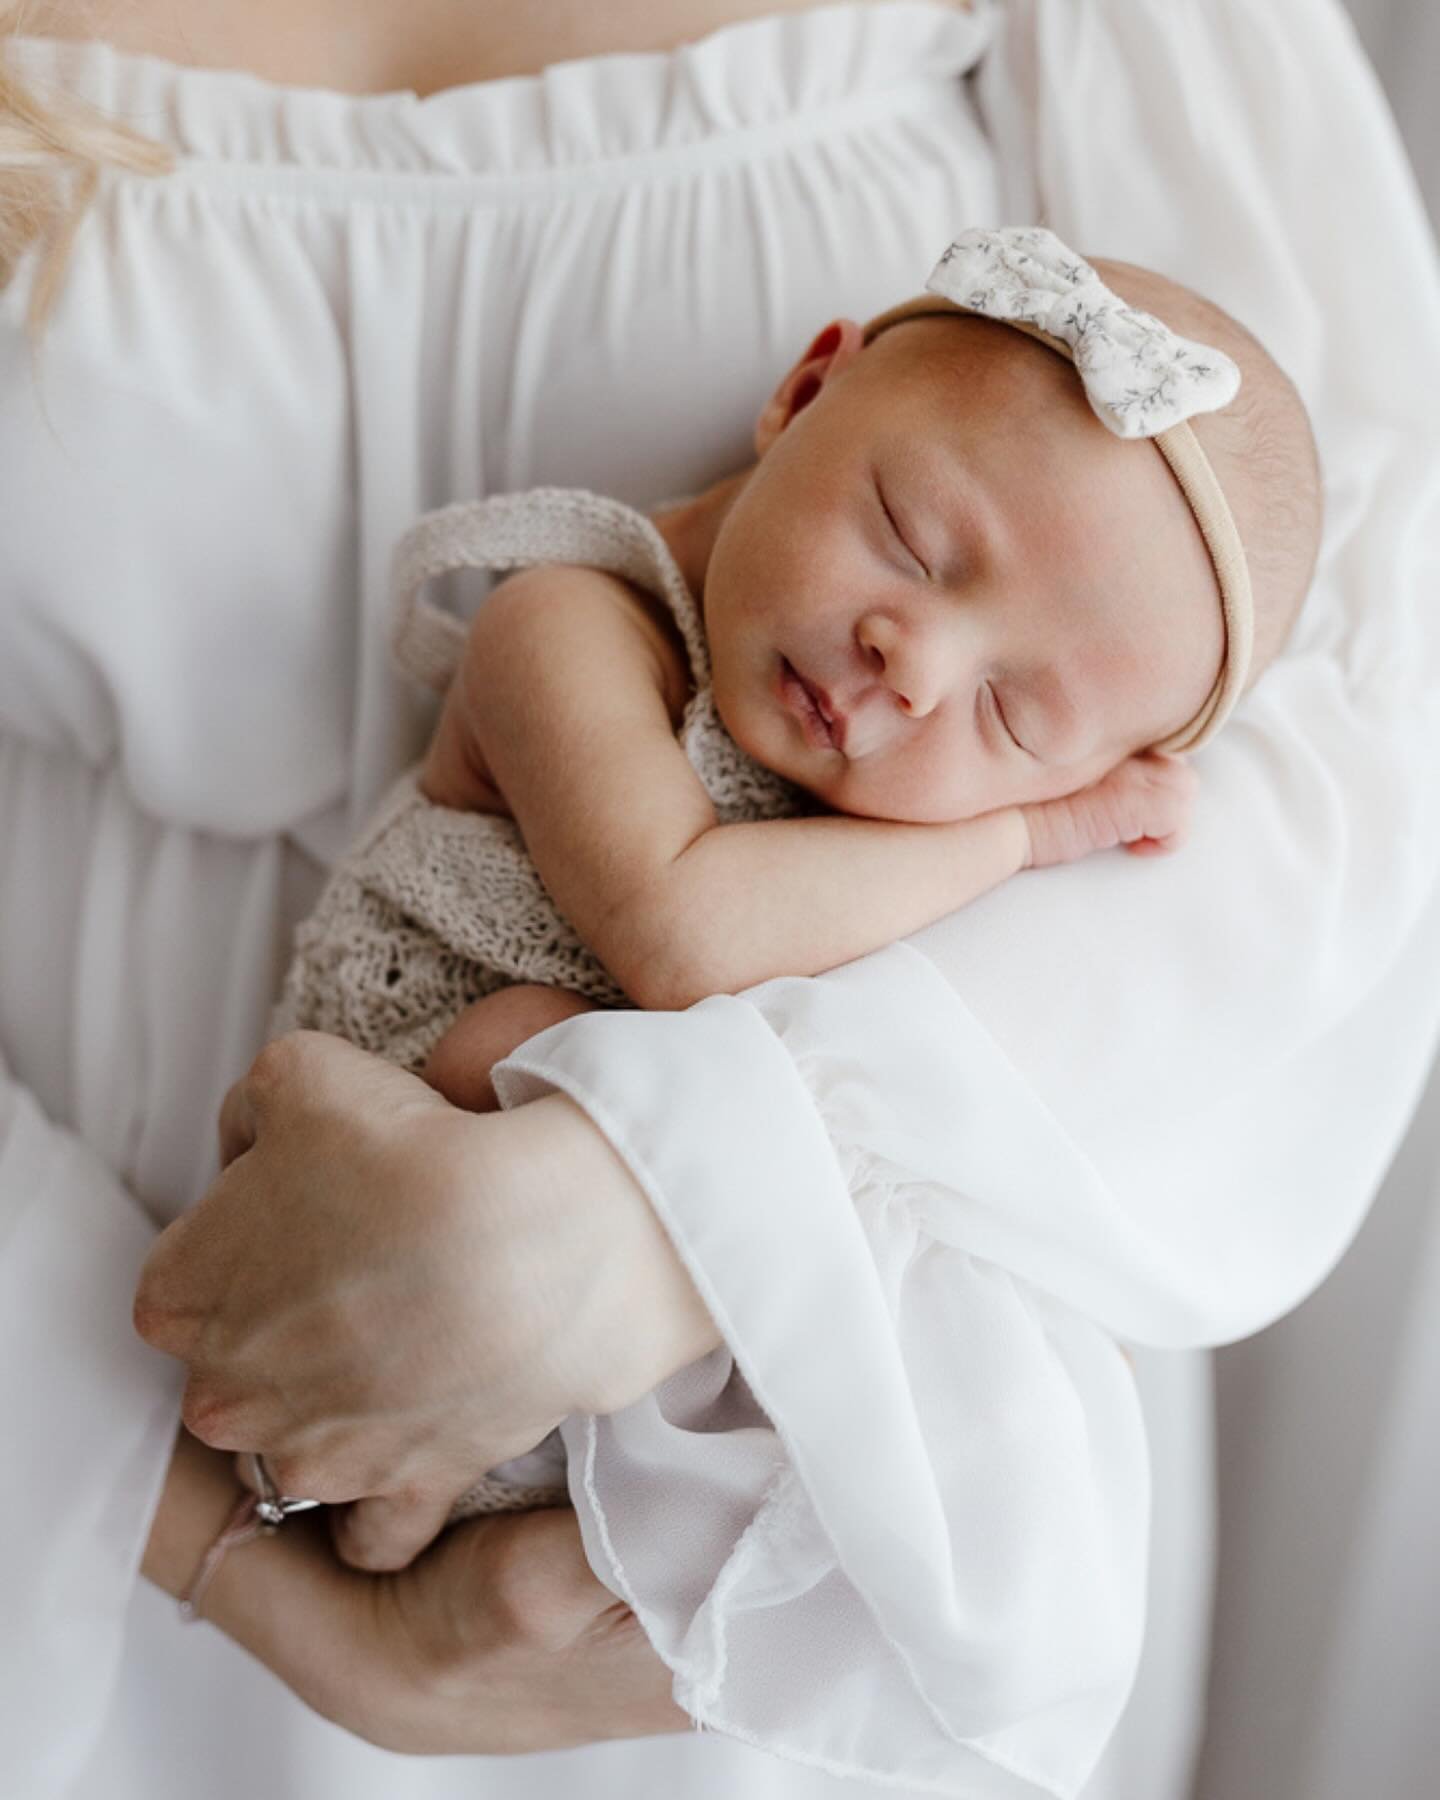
<box><xmin>268</xmin><ymin>488</ymin><xmax>811</xmax><ymax>1515</ymax></box>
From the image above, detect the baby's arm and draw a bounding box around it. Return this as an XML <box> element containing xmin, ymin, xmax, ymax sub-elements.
<box><xmin>656</xmin><ymin>754</ymin><xmax>1195</xmax><ymax>1002</ymax></box>
<box><xmin>450</xmin><ymin>565</ymin><xmax>1193</xmax><ymax>1012</ymax></box>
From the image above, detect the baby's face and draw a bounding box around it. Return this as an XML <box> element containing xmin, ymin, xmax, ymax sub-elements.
<box><xmin>701</xmin><ymin>315</ymin><xmax>1224</xmax><ymax>823</ymax></box>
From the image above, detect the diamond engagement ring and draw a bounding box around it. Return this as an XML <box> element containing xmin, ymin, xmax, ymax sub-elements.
<box><xmin>240</xmin><ymin>1450</ymin><xmax>323</xmax><ymax>1527</ymax></box>
<box><xmin>177</xmin><ymin>1452</ymin><xmax>324</xmax><ymax>1623</ymax></box>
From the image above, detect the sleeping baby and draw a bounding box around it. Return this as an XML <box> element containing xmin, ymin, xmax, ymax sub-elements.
<box><xmin>271</xmin><ymin>226</ymin><xmax>1323</xmax><ymax>1513</ymax></box>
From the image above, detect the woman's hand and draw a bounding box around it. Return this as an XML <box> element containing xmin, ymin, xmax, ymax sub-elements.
<box><xmin>337</xmin><ymin>1505</ymin><xmax>689</xmax><ymax>1753</ymax></box>
<box><xmin>148</xmin><ymin>1431</ymin><xmax>685</xmax><ymax>1752</ymax></box>
<box><xmin>133</xmin><ymin>1031</ymin><xmax>720</xmax><ymax>1572</ymax></box>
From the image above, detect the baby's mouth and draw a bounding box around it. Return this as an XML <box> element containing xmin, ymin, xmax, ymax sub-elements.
<box><xmin>780</xmin><ymin>657</ymin><xmax>846</xmax><ymax>752</ymax></box>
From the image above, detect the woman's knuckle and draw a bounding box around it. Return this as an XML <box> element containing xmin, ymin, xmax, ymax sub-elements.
<box><xmin>488</xmin><ymin>1541</ymin><xmax>548</xmax><ymax>1643</ymax></box>
<box><xmin>335</xmin><ymin>1530</ymin><xmax>392</xmax><ymax>1573</ymax></box>
<box><xmin>247</xmin><ymin>1035</ymin><xmax>297</xmax><ymax>1092</ymax></box>
<box><xmin>335</xmin><ymin>1504</ymin><xmax>424</xmax><ymax>1572</ymax></box>
<box><xmin>267</xmin><ymin>1453</ymin><xmax>332</xmax><ymax>1499</ymax></box>
<box><xmin>386</xmin><ymin>1475</ymin><xmax>431</xmax><ymax>1512</ymax></box>
<box><xmin>180</xmin><ymin>1383</ymin><xmax>245</xmax><ymax>1447</ymax></box>
<box><xmin>132</xmin><ymin>1283</ymin><xmax>180</xmax><ymax>1349</ymax></box>
<box><xmin>492</xmin><ymin>1514</ymin><xmax>600</xmax><ymax>1651</ymax></box>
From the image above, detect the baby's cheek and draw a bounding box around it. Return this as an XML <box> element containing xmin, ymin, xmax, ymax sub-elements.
<box><xmin>902</xmin><ymin>753</ymin><xmax>1092</xmax><ymax>826</ymax></box>
<box><xmin>713</xmin><ymin>662</ymin><xmax>784</xmax><ymax>774</ymax></box>
<box><xmin>830</xmin><ymin>753</ymin><xmax>971</xmax><ymax>825</ymax></box>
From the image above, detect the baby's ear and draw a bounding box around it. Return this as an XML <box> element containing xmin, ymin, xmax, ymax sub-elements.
<box><xmin>753</xmin><ymin>318</ymin><xmax>866</xmax><ymax>455</ymax></box>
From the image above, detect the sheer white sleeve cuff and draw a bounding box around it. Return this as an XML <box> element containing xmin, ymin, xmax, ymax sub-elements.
<box><xmin>492</xmin><ymin>969</ymin><xmax>1149</xmax><ymax>1799</ymax></box>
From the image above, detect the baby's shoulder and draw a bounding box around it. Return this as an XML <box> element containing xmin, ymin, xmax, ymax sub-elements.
<box><xmin>464</xmin><ymin>560</ymin><xmax>694</xmax><ymax>729</ymax></box>
<box><xmin>604</xmin><ymin>577</ymin><xmax>694</xmax><ymax>730</ymax></box>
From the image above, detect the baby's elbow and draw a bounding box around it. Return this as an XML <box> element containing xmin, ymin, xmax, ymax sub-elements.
<box><xmin>602</xmin><ymin>894</ymin><xmax>745</xmax><ymax>1011</ymax></box>
<box><xmin>621</xmin><ymin>945</ymin><xmax>733</xmax><ymax>1012</ymax></box>
<box><xmin>622</xmin><ymin>963</ymin><xmax>706</xmax><ymax>1013</ymax></box>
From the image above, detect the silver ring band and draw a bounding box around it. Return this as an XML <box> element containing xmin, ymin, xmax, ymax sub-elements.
<box><xmin>240</xmin><ymin>1450</ymin><xmax>323</xmax><ymax>1526</ymax></box>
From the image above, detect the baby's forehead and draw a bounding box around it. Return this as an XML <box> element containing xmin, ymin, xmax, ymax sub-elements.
<box><xmin>854</xmin><ymin>314</ymin><xmax>1131</xmax><ymax>496</ymax></box>
<box><xmin>858</xmin><ymin>312</ymin><xmax>1091</xmax><ymax>441</ymax></box>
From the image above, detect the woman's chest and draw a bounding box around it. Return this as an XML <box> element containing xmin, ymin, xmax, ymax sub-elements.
<box><xmin>22</xmin><ymin>0</ymin><xmax>954</xmax><ymax>94</ymax></box>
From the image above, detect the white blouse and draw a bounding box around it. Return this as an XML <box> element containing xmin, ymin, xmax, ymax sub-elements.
<box><xmin>2</xmin><ymin>3</ymin><xmax>1439</xmax><ymax>1798</ymax></box>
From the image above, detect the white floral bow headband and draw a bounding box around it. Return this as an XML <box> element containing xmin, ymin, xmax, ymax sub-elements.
<box><xmin>862</xmin><ymin>226</ymin><xmax>1254</xmax><ymax>754</ymax></box>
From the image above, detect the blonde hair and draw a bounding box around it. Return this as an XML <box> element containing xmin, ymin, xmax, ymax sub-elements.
<box><xmin>0</xmin><ymin>2</ymin><xmax>172</xmax><ymax>335</ymax></box>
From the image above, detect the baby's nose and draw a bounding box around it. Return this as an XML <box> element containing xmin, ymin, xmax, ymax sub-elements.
<box><xmin>857</xmin><ymin>609</ymin><xmax>970</xmax><ymax>720</ymax></box>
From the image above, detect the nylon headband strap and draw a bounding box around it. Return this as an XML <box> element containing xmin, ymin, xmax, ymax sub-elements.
<box><xmin>861</xmin><ymin>297</ymin><xmax>1254</xmax><ymax>754</ymax></box>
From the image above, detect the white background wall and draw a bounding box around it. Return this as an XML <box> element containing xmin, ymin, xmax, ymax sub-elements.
<box><xmin>1192</xmin><ymin>8</ymin><xmax>1440</xmax><ymax>1796</ymax></box>
<box><xmin>1343</xmin><ymin>0</ymin><xmax>1440</xmax><ymax>219</ymax></box>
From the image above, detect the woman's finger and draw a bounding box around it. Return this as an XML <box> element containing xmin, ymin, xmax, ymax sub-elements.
<box><xmin>132</xmin><ymin>1156</ymin><xmax>262</xmax><ymax>1358</ymax></box>
<box><xmin>216</xmin><ymin>1031</ymin><xmax>332</xmax><ymax>1167</ymax></box>
<box><xmin>216</xmin><ymin>1031</ymin><xmax>344</xmax><ymax>1170</ymax></box>
<box><xmin>233</xmin><ymin>1450</ymin><xmax>264</xmax><ymax>1496</ymax></box>
<box><xmin>179</xmin><ymin>1369</ymin><xmax>272</xmax><ymax>1450</ymax></box>
<box><xmin>131</xmin><ymin>1206</ymin><xmax>213</xmax><ymax>1357</ymax></box>
<box><xmin>217</xmin><ymin>1074</ymin><xmax>258</xmax><ymax>1169</ymax></box>
<box><xmin>331</xmin><ymin>1490</ymin><xmax>458</xmax><ymax>1572</ymax></box>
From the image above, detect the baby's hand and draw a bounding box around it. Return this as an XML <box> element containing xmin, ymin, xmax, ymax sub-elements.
<box><xmin>1020</xmin><ymin>752</ymin><xmax>1198</xmax><ymax>869</ymax></box>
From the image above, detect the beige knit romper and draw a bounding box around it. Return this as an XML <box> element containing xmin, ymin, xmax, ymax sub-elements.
<box><xmin>269</xmin><ymin>487</ymin><xmax>811</xmax><ymax>1514</ymax></box>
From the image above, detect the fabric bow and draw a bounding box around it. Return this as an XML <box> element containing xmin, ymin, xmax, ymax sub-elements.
<box><xmin>926</xmin><ymin>227</ymin><xmax>1240</xmax><ymax>438</ymax></box>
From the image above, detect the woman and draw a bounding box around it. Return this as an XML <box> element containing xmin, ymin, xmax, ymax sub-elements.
<box><xmin>5</xmin><ymin>1</ymin><xmax>1438</xmax><ymax>1797</ymax></box>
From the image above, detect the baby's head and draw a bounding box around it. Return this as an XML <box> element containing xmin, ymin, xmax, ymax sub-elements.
<box><xmin>700</xmin><ymin>231</ymin><xmax>1322</xmax><ymax>824</ymax></box>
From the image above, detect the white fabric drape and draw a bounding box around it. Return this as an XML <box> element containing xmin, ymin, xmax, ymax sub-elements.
<box><xmin>0</xmin><ymin>2</ymin><xmax>1435</xmax><ymax>1798</ymax></box>
<box><xmin>1343</xmin><ymin>0</ymin><xmax>1440</xmax><ymax>217</ymax></box>
<box><xmin>1193</xmin><ymin>1043</ymin><xmax>1440</xmax><ymax>1800</ymax></box>
<box><xmin>1191</xmin><ymin>7</ymin><xmax>1440</xmax><ymax>1794</ymax></box>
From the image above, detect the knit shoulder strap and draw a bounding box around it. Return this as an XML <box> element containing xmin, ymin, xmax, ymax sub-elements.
<box><xmin>390</xmin><ymin>487</ymin><xmax>711</xmax><ymax>693</ymax></box>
